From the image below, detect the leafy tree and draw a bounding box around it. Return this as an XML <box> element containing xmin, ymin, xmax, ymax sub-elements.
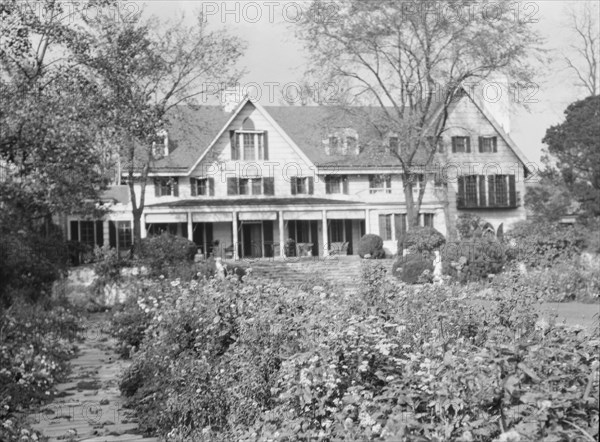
<box><xmin>542</xmin><ymin>95</ymin><xmax>600</xmax><ymax>219</ymax></box>
<box><xmin>0</xmin><ymin>0</ymin><xmax>111</xmax><ymax>228</ymax></box>
<box><xmin>296</xmin><ymin>0</ymin><xmax>542</xmax><ymax>227</ymax></box>
<box><xmin>80</xmin><ymin>12</ymin><xmax>245</xmax><ymax>254</ymax></box>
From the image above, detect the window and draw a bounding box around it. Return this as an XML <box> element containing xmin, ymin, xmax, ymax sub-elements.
<box><xmin>369</xmin><ymin>175</ymin><xmax>392</xmax><ymax>194</ymax></box>
<box><xmin>379</xmin><ymin>214</ymin><xmax>393</xmax><ymax>241</ymax></box>
<box><xmin>346</xmin><ymin>136</ymin><xmax>357</xmax><ymax>151</ymax></box>
<box><xmin>406</xmin><ymin>173</ymin><xmax>424</xmax><ymax>193</ymax></box>
<box><xmin>451</xmin><ymin>136</ymin><xmax>471</xmax><ymax>153</ymax></box>
<box><xmin>191</xmin><ymin>178</ymin><xmax>214</xmax><ymax>196</ymax></box>
<box><xmin>230</xmin><ymin>130</ymin><xmax>268</xmax><ymax>160</ymax></box>
<box><xmin>325</xmin><ymin>175</ymin><xmax>348</xmax><ymax>194</ymax></box>
<box><xmin>457</xmin><ymin>175</ymin><xmax>517</xmax><ymax>208</ymax></box>
<box><xmin>227</xmin><ymin>177</ymin><xmax>274</xmax><ymax>196</ymax></box>
<box><xmin>389</xmin><ymin>136</ymin><xmax>399</xmax><ymax>153</ymax></box>
<box><xmin>117</xmin><ymin>221</ymin><xmax>132</xmax><ymax>249</ymax></box>
<box><xmin>80</xmin><ymin>221</ymin><xmax>96</xmax><ymax>247</ymax></box>
<box><xmin>291</xmin><ymin>176</ymin><xmax>314</xmax><ymax>195</ymax></box>
<box><xmin>478</xmin><ymin>136</ymin><xmax>497</xmax><ymax>153</ymax></box>
<box><xmin>422</xmin><ymin>213</ymin><xmax>434</xmax><ymax>228</ymax></box>
<box><xmin>154</xmin><ymin>177</ymin><xmax>178</xmax><ymax>197</ymax></box>
<box><xmin>70</xmin><ymin>220</ymin><xmax>103</xmax><ymax>248</ymax></box>
<box><xmin>329</xmin><ymin>136</ymin><xmax>340</xmax><ymax>154</ymax></box>
<box><xmin>326</xmin><ymin>130</ymin><xmax>359</xmax><ymax>155</ymax></box>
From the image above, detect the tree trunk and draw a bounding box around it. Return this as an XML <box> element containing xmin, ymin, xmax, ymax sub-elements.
<box><xmin>132</xmin><ymin>207</ymin><xmax>143</xmax><ymax>256</ymax></box>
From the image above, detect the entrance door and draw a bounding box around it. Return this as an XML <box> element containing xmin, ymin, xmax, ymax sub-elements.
<box><xmin>242</xmin><ymin>222</ymin><xmax>263</xmax><ymax>258</ymax></box>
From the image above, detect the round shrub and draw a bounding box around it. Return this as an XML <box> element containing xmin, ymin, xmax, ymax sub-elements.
<box><xmin>399</xmin><ymin>226</ymin><xmax>446</xmax><ymax>254</ymax></box>
<box><xmin>139</xmin><ymin>232</ymin><xmax>198</xmax><ymax>277</ymax></box>
<box><xmin>391</xmin><ymin>253</ymin><xmax>434</xmax><ymax>284</ymax></box>
<box><xmin>441</xmin><ymin>238</ymin><xmax>505</xmax><ymax>283</ymax></box>
<box><xmin>357</xmin><ymin>234</ymin><xmax>385</xmax><ymax>259</ymax></box>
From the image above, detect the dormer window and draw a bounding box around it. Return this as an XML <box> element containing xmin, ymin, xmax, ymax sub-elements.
<box><xmin>325</xmin><ymin>129</ymin><xmax>359</xmax><ymax>155</ymax></box>
<box><xmin>389</xmin><ymin>136</ymin><xmax>399</xmax><ymax>153</ymax></box>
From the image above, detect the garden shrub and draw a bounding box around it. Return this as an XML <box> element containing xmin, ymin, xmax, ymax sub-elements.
<box><xmin>456</xmin><ymin>213</ymin><xmax>496</xmax><ymax>239</ymax></box>
<box><xmin>442</xmin><ymin>237</ymin><xmax>505</xmax><ymax>283</ymax></box>
<box><xmin>0</xmin><ymin>229</ymin><xmax>68</xmax><ymax>307</ymax></box>
<box><xmin>113</xmin><ymin>273</ymin><xmax>599</xmax><ymax>441</ymax></box>
<box><xmin>138</xmin><ymin>232</ymin><xmax>197</xmax><ymax>277</ymax></box>
<box><xmin>1</xmin><ymin>301</ymin><xmax>81</xmax><ymax>418</ymax></box>
<box><xmin>357</xmin><ymin>234</ymin><xmax>385</xmax><ymax>259</ymax></box>
<box><xmin>506</xmin><ymin>220</ymin><xmax>589</xmax><ymax>268</ymax></box>
<box><xmin>391</xmin><ymin>253</ymin><xmax>434</xmax><ymax>284</ymax></box>
<box><xmin>399</xmin><ymin>226</ymin><xmax>446</xmax><ymax>254</ymax></box>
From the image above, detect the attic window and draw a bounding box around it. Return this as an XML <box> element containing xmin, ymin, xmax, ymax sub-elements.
<box><xmin>325</xmin><ymin>129</ymin><xmax>359</xmax><ymax>155</ymax></box>
<box><xmin>389</xmin><ymin>136</ymin><xmax>399</xmax><ymax>153</ymax></box>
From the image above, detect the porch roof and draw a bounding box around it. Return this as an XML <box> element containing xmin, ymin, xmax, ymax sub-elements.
<box><xmin>145</xmin><ymin>197</ymin><xmax>366</xmax><ymax>208</ymax></box>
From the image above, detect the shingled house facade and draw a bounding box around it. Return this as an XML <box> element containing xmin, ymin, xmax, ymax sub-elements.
<box><xmin>66</xmin><ymin>90</ymin><xmax>531</xmax><ymax>259</ymax></box>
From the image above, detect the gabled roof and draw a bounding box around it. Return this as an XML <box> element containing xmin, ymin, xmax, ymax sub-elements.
<box><xmin>142</xmin><ymin>93</ymin><xmax>530</xmax><ymax>175</ymax></box>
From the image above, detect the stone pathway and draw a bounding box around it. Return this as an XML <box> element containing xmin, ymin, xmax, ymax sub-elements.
<box><xmin>27</xmin><ymin>313</ymin><xmax>159</xmax><ymax>442</ymax></box>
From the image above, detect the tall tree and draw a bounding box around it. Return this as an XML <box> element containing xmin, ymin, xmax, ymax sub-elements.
<box><xmin>542</xmin><ymin>95</ymin><xmax>600</xmax><ymax>219</ymax></box>
<box><xmin>296</xmin><ymin>0</ymin><xmax>541</xmax><ymax>229</ymax></box>
<box><xmin>0</xmin><ymin>0</ymin><xmax>111</xmax><ymax>230</ymax></box>
<box><xmin>563</xmin><ymin>2</ymin><xmax>599</xmax><ymax>96</ymax></box>
<box><xmin>80</xmin><ymin>11</ymin><xmax>245</xmax><ymax>253</ymax></box>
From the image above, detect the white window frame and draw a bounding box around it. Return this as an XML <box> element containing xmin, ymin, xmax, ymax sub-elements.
<box><xmin>236</xmin><ymin>131</ymin><xmax>265</xmax><ymax>161</ymax></box>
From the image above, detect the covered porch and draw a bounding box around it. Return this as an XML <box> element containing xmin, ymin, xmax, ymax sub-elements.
<box><xmin>143</xmin><ymin>198</ymin><xmax>368</xmax><ymax>259</ymax></box>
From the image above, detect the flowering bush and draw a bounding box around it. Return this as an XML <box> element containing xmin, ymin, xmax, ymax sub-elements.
<box><xmin>391</xmin><ymin>253</ymin><xmax>434</xmax><ymax>284</ymax></box>
<box><xmin>1</xmin><ymin>301</ymin><xmax>82</xmax><ymax>441</ymax></box>
<box><xmin>399</xmin><ymin>226</ymin><xmax>446</xmax><ymax>255</ymax></box>
<box><xmin>112</xmin><ymin>269</ymin><xmax>599</xmax><ymax>441</ymax></box>
<box><xmin>139</xmin><ymin>232</ymin><xmax>197</xmax><ymax>277</ymax></box>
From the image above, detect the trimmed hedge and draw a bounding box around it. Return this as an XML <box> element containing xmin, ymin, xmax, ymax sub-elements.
<box><xmin>357</xmin><ymin>234</ymin><xmax>385</xmax><ymax>259</ymax></box>
<box><xmin>399</xmin><ymin>226</ymin><xmax>446</xmax><ymax>254</ymax></box>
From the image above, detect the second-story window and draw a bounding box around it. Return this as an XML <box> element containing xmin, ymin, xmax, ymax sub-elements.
<box><xmin>291</xmin><ymin>176</ymin><xmax>314</xmax><ymax>195</ymax></box>
<box><xmin>478</xmin><ymin>136</ymin><xmax>498</xmax><ymax>153</ymax></box>
<box><xmin>369</xmin><ymin>174</ymin><xmax>392</xmax><ymax>194</ymax></box>
<box><xmin>227</xmin><ymin>177</ymin><xmax>275</xmax><ymax>196</ymax></box>
<box><xmin>154</xmin><ymin>177</ymin><xmax>179</xmax><ymax>197</ymax></box>
<box><xmin>451</xmin><ymin>136</ymin><xmax>471</xmax><ymax>153</ymax></box>
<box><xmin>190</xmin><ymin>178</ymin><xmax>214</xmax><ymax>196</ymax></box>
<box><xmin>230</xmin><ymin>130</ymin><xmax>269</xmax><ymax>161</ymax></box>
<box><xmin>325</xmin><ymin>175</ymin><xmax>349</xmax><ymax>194</ymax></box>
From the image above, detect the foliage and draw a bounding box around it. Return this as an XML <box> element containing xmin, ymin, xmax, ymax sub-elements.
<box><xmin>506</xmin><ymin>220</ymin><xmax>590</xmax><ymax>268</ymax></box>
<box><xmin>79</xmin><ymin>11</ymin><xmax>245</xmax><ymax>252</ymax></box>
<box><xmin>90</xmin><ymin>245</ymin><xmax>128</xmax><ymax>295</ymax></box>
<box><xmin>391</xmin><ymin>253</ymin><xmax>434</xmax><ymax>284</ymax></box>
<box><xmin>455</xmin><ymin>213</ymin><xmax>497</xmax><ymax>240</ymax></box>
<box><xmin>112</xmin><ymin>272</ymin><xmax>599</xmax><ymax>441</ymax></box>
<box><xmin>138</xmin><ymin>232</ymin><xmax>197</xmax><ymax>277</ymax></box>
<box><xmin>400</xmin><ymin>226</ymin><xmax>446</xmax><ymax>254</ymax></box>
<box><xmin>442</xmin><ymin>238</ymin><xmax>505</xmax><ymax>283</ymax></box>
<box><xmin>495</xmin><ymin>257</ymin><xmax>600</xmax><ymax>303</ymax></box>
<box><xmin>524</xmin><ymin>173</ymin><xmax>573</xmax><ymax>222</ymax></box>
<box><xmin>295</xmin><ymin>0</ymin><xmax>540</xmax><ymax>226</ymax></box>
<box><xmin>357</xmin><ymin>234</ymin><xmax>385</xmax><ymax>259</ymax></box>
<box><xmin>0</xmin><ymin>225</ymin><xmax>69</xmax><ymax>307</ymax></box>
<box><xmin>0</xmin><ymin>301</ymin><xmax>81</xmax><ymax>419</ymax></box>
<box><xmin>543</xmin><ymin>95</ymin><xmax>600</xmax><ymax>218</ymax></box>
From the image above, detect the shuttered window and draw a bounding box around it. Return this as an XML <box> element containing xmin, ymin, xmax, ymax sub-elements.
<box><xmin>457</xmin><ymin>175</ymin><xmax>518</xmax><ymax>208</ymax></box>
<box><xmin>378</xmin><ymin>214</ymin><xmax>393</xmax><ymax>241</ymax></box>
<box><xmin>451</xmin><ymin>136</ymin><xmax>471</xmax><ymax>153</ymax></box>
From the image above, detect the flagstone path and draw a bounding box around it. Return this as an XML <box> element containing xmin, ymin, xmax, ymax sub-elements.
<box><xmin>27</xmin><ymin>313</ymin><xmax>159</xmax><ymax>442</ymax></box>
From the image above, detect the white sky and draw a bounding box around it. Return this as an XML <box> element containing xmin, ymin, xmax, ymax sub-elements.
<box><xmin>141</xmin><ymin>0</ymin><xmax>599</xmax><ymax>165</ymax></box>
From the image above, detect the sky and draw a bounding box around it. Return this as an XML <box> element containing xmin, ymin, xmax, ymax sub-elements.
<box><xmin>141</xmin><ymin>0</ymin><xmax>598</xmax><ymax>166</ymax></box>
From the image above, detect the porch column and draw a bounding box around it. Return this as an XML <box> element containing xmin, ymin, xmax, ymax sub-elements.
<box><xmin>322</xmin><ymin>210</ymin><xmax>329</xmax><ymax>257</ymax></box>
<box><xmin>365</xmin><ymin>208</ymin><xmax>371</xmax><ymax>233</ymax></box>
<box><xmin>187</xmin><ymin>212</ymin><xmax>193</xmax><ymax>242</ymax></box>
<box><xmin>232</xmin><ymin>211</ymin><xmax>239</xmax><ymax>260</ymax></box>
<box><xmin>140</xmin><ymin>214</ymin><xmax>147</xmax><ymax>239</ymax></box>
<box><xmin>278</xmin><ymin>210</ymin><xmax>285</xmax><ymax>257</ymax></box>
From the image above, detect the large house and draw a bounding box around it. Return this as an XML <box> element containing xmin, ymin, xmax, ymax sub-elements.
<box><xmin>66</xmin><ymin>88</ymin><xmax>531</xmax><ymax>259</ymax></box>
